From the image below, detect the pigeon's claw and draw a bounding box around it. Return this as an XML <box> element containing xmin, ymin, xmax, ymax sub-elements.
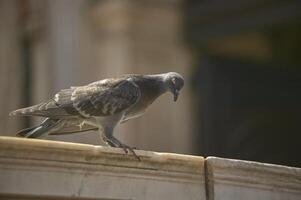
<box><xmin>119</xmin><ymin>143</ymin><xmax>141</xmax><ymax>161</ymax></box>
<box><xmin>129</xmin><ymin>148</ymin><xmax>140</xmax><ymax>161</ymax></box>
<box><xmin>121</xmin><ymin>145</ymin><xmax>128</xmax><ymax>154</ymax></box>
<box><xmin>104</xmin><ymin>134</ymin><xmax>141</xmax><ymax>161</ymax></box>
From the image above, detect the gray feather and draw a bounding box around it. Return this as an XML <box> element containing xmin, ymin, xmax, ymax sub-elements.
<box><xmin>72</xmin><ymin>79</ymin><xmax>140</xmax><ymax>117</ymax></box>
<box><xmin>10</xmin><ymin>72</ymin><xmax>184</xmax><ymax>144</ymax></box>
<box><xmin>49</xmin><ymin>118</ymin><xmax>98</xmax><ymax>135</ymax></box>
<box><xmin>17</xmin><ymin>118</ymin><xmax>60</xmax><ymax>138</ymax></box>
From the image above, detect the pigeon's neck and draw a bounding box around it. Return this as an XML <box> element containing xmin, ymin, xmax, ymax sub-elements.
<box><xmin>129</xmin><ymin>75</ymin><xmax>168</xmax><ymax>101</ymax></box>
<box><xmin>142</xmin><ymin>74</ymin><xmax>168</xmax><ymax>94</ymax></box>
<box><xmin>123</xmin><ymin>74</ymin><xmax>169</xmax><ymax>120</ymax></box>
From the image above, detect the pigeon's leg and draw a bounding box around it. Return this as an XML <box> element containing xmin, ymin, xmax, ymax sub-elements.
<box><xmin>98</xmin><ymin>128</ymin><xmax>117</xmax><ymax>147</ymax></box>
<box><xmin>100</xmin><ymin>133</ymin><xmax>117</xmax><ymax>147</ymax></box>
<box><xmin>102</xmin><ymin>127</ymin><xmax>140</xmax><ymax>161</ymax></box>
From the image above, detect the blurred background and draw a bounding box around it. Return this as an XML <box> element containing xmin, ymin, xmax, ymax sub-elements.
<box><xmin>0</xmin><ymin>0</ymin><xmax>300</xmax><ymax>167</ymax></box>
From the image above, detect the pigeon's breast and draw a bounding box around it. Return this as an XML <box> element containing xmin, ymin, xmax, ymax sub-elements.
<box><xmin>122</xmin><ymin>83</ymin><xmax>164</xmax><ymax>121</ymax></box>
<box><xmin>122</xmin><ymin>98</ymin><xmax>151</xmax><ymax>121</ymax></box>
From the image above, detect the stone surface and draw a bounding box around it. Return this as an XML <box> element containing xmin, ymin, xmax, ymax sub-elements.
<box><xmin>206</xmin><ymin>157</ymin><xmax>301</xmax><ymax>200</ymax></box>
<box><xmin>0</xmin><ymin>136</ymin><xmax>205</xmax><ymax>200</ymax></box>
<box><xmin>1</xmin><ymin>137</ymin><xmax>300</xmax><ymax>200</ymax></box>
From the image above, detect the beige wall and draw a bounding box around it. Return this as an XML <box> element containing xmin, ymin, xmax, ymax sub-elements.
<box><xmin>0</xmin><ymin>0</ymin><xmax>24</xmax><ymax>135</ymax></box>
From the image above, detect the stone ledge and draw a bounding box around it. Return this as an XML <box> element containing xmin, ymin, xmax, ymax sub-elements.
<box><xmin>206</xmin><ymin>157</ymin><xmax>301</xmax><ymax>200</ymax></box>
<box><xmin>0</xmin><ymin>136</ymin><xmax>203</xmax><ymax>176</ymax></box>
<box><xmin>0</xmin><ymin>136</ymin><xmax>205</xmax><ymax>200</ymax></box>
<box><xmin>1</xmin><ymin>136</ymin><xmax>301</xmax><ymax>200</ymax></box>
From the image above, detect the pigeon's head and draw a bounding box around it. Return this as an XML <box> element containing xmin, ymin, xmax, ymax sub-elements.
<box><xmin>164</xmin><ymin>72</ymin><xmax>184</xmax><ymax>102</ymax></box>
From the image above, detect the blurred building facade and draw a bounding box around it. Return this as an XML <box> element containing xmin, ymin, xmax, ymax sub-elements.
<box><xmin>0</xmin><ymin>0</ymin><xmax>194</xmax><ymax>154</ymax></box>
<box><xmin>185</xmin><ymin>0</ymin><xmax>301</xmax><ymax>167</ymax></box>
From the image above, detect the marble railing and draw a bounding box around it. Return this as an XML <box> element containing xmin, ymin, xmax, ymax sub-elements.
<box><xmin>0</xmin><ymin>136</ymin><xmax>300</xmax><ymax>200</ymax></box>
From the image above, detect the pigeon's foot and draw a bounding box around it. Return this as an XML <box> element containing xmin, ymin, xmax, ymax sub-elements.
<box><xmin>103</xmin><ymin>134</ymin><xmax>141</xmax><ymax>161</ymax></box>
<box><xmin>118</xmin><ymin>143</ymin><xmax>141</xmax><ymax>161</ymax></box>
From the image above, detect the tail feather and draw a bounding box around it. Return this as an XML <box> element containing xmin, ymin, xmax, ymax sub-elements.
<box><xmin>9</xmin><ymin>100</ymin><xmax>69</xmax><ymax>118</ymax></box>
<box><xmin>17</xmin><ymin>118</ymin><xmax>60</xmax><ymax>138</ymax></box>
<box><xmin>9</xmin><ymin>103</ymin><xmax>44</xmax><ymax>117</ymax></box>
<box><xmin>16</xmin><ymin>126</ymin><xmax>39</xmax><ymax>137</ymax></box>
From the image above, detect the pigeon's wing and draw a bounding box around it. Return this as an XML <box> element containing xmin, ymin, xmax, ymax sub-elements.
<box><xmin>49</xmin><ymin>122</ymin><xmax>98</xmax><ymax>135</ymax></box>
<box><xmin>72</xmin><ymin>79</ymin><xmax>141</xmax><ymax>117</ymax></box>
<box><xmin>10</xmin><ymin>78</ymin><xmax>141</xmax><ymax>118</ymax></box>
<box><xmin>49</xmin><ymin>126</ymin><xmax>98</xmax><ymax>135</ymax></box>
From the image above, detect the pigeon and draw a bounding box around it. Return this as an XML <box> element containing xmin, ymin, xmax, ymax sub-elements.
<box><xmin>9</xmin><ymin>72</ymin><xmax>184</xmax><ymax>160</ymax></box>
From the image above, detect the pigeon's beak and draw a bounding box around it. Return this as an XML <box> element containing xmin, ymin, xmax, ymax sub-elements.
<box><xmin>173</xmin><ymin>89</ymin><xmax>179</xmax><ymax>102</ymax></box>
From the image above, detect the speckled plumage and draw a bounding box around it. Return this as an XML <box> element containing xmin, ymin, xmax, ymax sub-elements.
<box><xmin>10</xmin><ymin>72</ymin><xmax>184</xmax><ymax>160</ymax></box>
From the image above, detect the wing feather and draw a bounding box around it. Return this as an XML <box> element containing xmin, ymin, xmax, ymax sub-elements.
<box><xmin>72</xmin><ymin>79</ymin><xmax>140</xmax><ymax>117</ymax></box>
<box><xmin>10</xmin><ymin>78</ymin><xmax>140</xmax><ymax>118</ymax></box>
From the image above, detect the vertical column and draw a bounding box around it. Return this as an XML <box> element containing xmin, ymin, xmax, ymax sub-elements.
<box><xmin>0</xmin><ymin>0</ymin><xmax>23</xmax><ymax>135</ymax></box>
